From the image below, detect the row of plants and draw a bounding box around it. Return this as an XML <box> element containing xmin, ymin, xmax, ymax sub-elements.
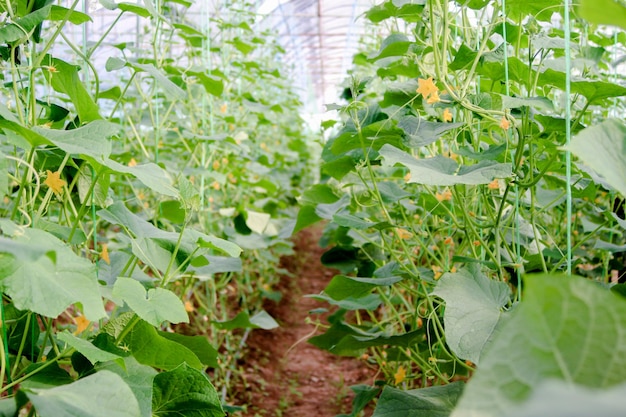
<box><xmin>297</xmin><ymin>0</ymin><xmax>626</xmax><ymax>415</ymax></box>
<box><xmin>0</xmin><ymin>0</ymin><xmax>318</xmax><ymax>415</ymax></box>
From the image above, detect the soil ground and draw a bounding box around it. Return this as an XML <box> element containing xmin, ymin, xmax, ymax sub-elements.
<box><xmin>236</xmin><ymin>227</ymin><xmax>378</xmax><ymax>417</ymax></box>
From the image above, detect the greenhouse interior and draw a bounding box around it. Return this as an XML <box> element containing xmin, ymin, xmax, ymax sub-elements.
<box><xmin>0</xmin><ymin>0</ymin><xmax>625</xmax><ymax>415</ymax></box>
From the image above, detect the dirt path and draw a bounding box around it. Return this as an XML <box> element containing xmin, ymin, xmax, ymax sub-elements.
<box><xmin>237</xmin><ymin>227</ymin><xmax>377</xmax><ymax>416</ymax></box>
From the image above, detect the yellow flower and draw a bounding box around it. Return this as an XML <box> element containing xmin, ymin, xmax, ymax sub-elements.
<box><xmin>500</xmin><ymin>116</ymin><xmax>511</xmax><ymax>130</ymax></box>
<box><xmin>416</xmin><ymin>77</ymin><xmax>438</xmax><ymax>98</ymax></box>
<box><xmin>396</xmin><ymin>228</ymin><xmax>413</xmax><ymax>240</ymax></box>
<box><xmin>44</xmin><ymin>170</ymin><xmax>66</xmax><ymax>194</ymax></box>
<box><xmin>101</xmin><ymin>243</ymin><xmax>110</xmax><ymax>265</ymax></box>
<box><xmin>128</xmin><ymin>158</ymin><xmax>137</xmax><ymax>167</ymax></box>
<box><xmin>211</xmin><ymin>181</ymin><xmax>220</xmax><ymax>190</ymax></box>
<box><xmin>394</xmin><ymin>366</ymin><xmax>406</xmax><ymax>385</ymax></box>
<box><xmin>219</xmin><ymin>103</ymin><xmax>228</xmax><ymax>113</ymax></box>
<box><xmin>488</xmin><ymin>179</ymin><xmax>500</xmax><ymax>190</ymax></box>
<box><xmin>426</xmin><ymin>90</ymin><xmax>441</xmax><ymax>104</ymax></box>
<box><xmin>212</xmin><ymin>160</ymin><xmax>220</xmax><ymax>170</ymax></box>
<box><xmin>442</xmin><ymin>108</ymin><xmax>453</xmax><ymax>122</ymax></box>
<box><xmin>404</xmin><ymin>172</ymin><xmax>411</xmax><ymax>182</ymax></box>
<box><xmin>73</xmin><ymin>315</ymin><xmax>90</xmax><ymax>335</ymax></box>
<box><xmin>435</xmin><ymin>189</ymin><xmax>452</xmax><ymax>202</ymax></box>
<box><xmin>184</xmin><ymin>300</ymin><xmax>195</xmax><ymax>313</ymax></box>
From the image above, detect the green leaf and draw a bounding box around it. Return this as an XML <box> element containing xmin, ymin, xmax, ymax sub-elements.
<box><xmin>118</xmin><ymin>2</ymin><xmax>151</xmax><ymax>17</ymax></box>
<box><xmin>0</xmin><ymin>227</ymin><xmax>106</xmax><ymax>320</ymax></box>
<box><xmin>539</xmin><ymin>68</ymin><xmax>626</xmax><ymax>102</ymax></box>
<box><xmin>97</xmin><ymin>357</ymin><xmax>157</xmax><ymax>417</ymax></box>
<box><xmin>0</xmin><ymin>6</ymin><xmax>51</xmax><ymax>44</ymax></box>
<box><xmin>451</xmin><ymin>274</ymin><xmax>626</xmax><ymax>417</ymax></box>
<box><xmin>152</xmin><ymin>363</ymin><xmax>225</xmax><ymax>417</ymax></box>
<box><xmin>432</xmin><ymin>265</ymin><xmax>511</xmax><ymax>364</ymax></box>
<box><xmin>132</xmin><ymin>63</ymin><xmax>186</xmax><ymax>101</ymax></box>
<box><xmin>0</xmin><ymin>398</ymin><xmax>16</xmax><ymax>417</ymax></box>
<box><xmin>124</xmin><ymin>319</ymin><xmax>203</xmax><ymax>370</ymax></box>
<box><xmin>33</xmin><ymin>120</ymin><xmax>117</xmax><ymax>160</ymax></box>
<box><xmin>157</xmin><ymin>332</ymin><xmax>219</xmax><ymax>368</ymax></box>
<box><xmin>57</xmin><ymin>332</ymin><xmax>122</xmax><ymax>365</ymax></box>
<box><xmin>25</xmin><ymin>371</ymin><xmax>141</xmax><ymax>417</ymax></box>
<box><xmin>397</xmin><ymin>116</ymin><xmax>465</xmax><ymax>148</ymax></box>
<box><xmin>294</xmin><ymin>205</ymin><xmax>323</xmax><ymax>233</ymax></box>
<box><xmin>502</xmin><ymin>381</ymin><xmax>626</xmax><ymax>417</ymax></box>
<box><xmin>505</xmin><ymin>0</ymin><xmax>562</xmax><ymax>21</ymax></box>
<box><xmin>373</xmin><ymin>383</ymin><xmax>464</xmax><ymax>417</ymax></box>
<box><xmin>500</xmin><ymin>95</ymin><xmax>554</xmax><ymax>111</ymax></box>
<box><xmin>368</xmin><ymin>34</ymin><xmax>411</xmax><ymax>61</ymax></box>
<box><xmin>102</xmin><ymin>159</ymin><xmax>179</xmax><ymax>197</ymax></box>
<box><xmin>380</xmin><ymin>144</ymin><xmax>512</xmax><ymax>186</ymax></box>
<box><xmin>213</xmin><ymin>310</ymin><xmax>279</xmax><ymax>330</ymax></box>
<box><xmin>112</xmin><ymin>278</ymin><xmax>189</xmax><ymax>326</ymax></box>
<box><xmin>565</xmin><ymin>119</ymin><xmax>626</xmax><ymax>196</ymax></box>
<box><xmin>49</xmin><ymin>6</ymin><xmax>92</xmax><ymax>24</ymax></box>
<box><xmin>325</xmin><ymin>275</ymin><xmax>403</xmax><ymax>300</ymax></box>
<box><xmin>43</xmin><ymin>56</ymin><xmax>102</xmax><ymax>123</ymax></box>
<box><xmin>580</xmin><ymin>0</ymin><xmax>626</xmax><ymax>31</ymax></box>
<box><xmin>302</xmin><ymin>184</ymin><xmax>340</xmax><ymax>204</ymax></box>
<box><xmin>245</xmin><ymin>210</ymin><xmax>270</xmax><ymax>234</ymax></box>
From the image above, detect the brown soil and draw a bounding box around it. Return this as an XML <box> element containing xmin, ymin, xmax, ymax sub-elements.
<box><xmin>235</xmin><ymin>227</ymin><xmax>378</xmax><ymax>417</ymax></box>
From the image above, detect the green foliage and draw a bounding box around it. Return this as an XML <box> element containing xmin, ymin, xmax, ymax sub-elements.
<box><xmin>299</xmin><ymin>0</ymin><xmax>626</xmax><ymax>414</ymax></box>
<box><xmin>0</xmin><ymin>0</ymin><xmax>318</xmax><ymax>414</ymax></box>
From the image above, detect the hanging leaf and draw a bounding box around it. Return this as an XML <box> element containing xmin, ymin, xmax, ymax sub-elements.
<box><xmin>432</xmin><ymin>265</ymin><xmax>511</xmax><ymax>364</ymax></box>
<box><xmin>380</xmin><ymin>144</ymin><xmax>512</xmax><ymax>186</ymax></box>
<box><xmin>565</xmin><ymin>119</ymin><xmax>626</xmax><ymax>196</ymax></box>
<box><xmin>97</xmin><ymin>357</ymin><xmax>157</xmax><ymax>417</ymax></box>
<box><xmin>373</xmin><ymin>383</ymin><xmax>464</xmax><ymax>417</ymax></box>
<box><xmin>152</xmin><ymin>363</ymin><xmax>225</xmax><ymax>417</ymax></box>
<box><xmin>451</xmin><ymin>275</ymin><xmax>626</xmax><ymax>417</ymax></box>
<box><xmin>324</xmin><ymin>275</ymin><xmax>403</xmax><ymax>300</ymax></box>
<box><xmin>25</xmin><ymin>371</ymin><xmax>141</xmax><ymax>417</ymax></box>
<box><xmin>579</xmin><ymin>0</ymin><xmax>626</xmax><ymax>31</ymax></box>
<box><xmin>42</xmin><ymin>56</ymin><xmax>102</xmax><ymax>123</ymax></box>
<box><xmin>0</xmin><ymin>226</ymin><xmax>105</xmax><ymax>320</ymax></box>
<box><xmin>213</xmin><ymin>310</ymin><xmax>279</xmax><ymax>330</ymax></box>
<box><xmin>112</xmin><ymin>278</ymin><xmax>189</xmax><ymax>326</ymax></box>
<box><xmin>57</xmin><ymin>332</ymin><xmax>121</xmax><ymax>365</ymax></box>
<box><xmin>121</xmin><ymin>319</ymin><xmax>203</xmax><ymax>370</ymax></box>
<box><xmin>0</xmin><ymin>6</ymin><xmax>51</xmax><ymax>44</ymax></box>
<box><xmin>397</xmin><ymin>116</ymin><xmax>465</xmax><ymax>148</ymax></box>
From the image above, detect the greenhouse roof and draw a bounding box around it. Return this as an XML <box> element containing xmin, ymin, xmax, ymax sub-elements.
<box><xmin>255</xmin><ymin>0</ymin><xmax>375</xmax><ymax>113</ymax></box>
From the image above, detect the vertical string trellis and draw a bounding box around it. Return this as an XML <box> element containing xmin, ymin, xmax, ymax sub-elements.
<box><xmin>500</xmin><ymin>0</ymin><xmax>522</xmax><ymax>297</ymax></box>
<box><xmin>563</xmin><ymin>0</ymin><xmax>573</xmax><ymax>275</ymax></box>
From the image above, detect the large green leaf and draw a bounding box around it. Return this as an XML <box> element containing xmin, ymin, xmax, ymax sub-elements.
<box><xmin>580</xmin><ymin>0</ymin><xmax>626</xmax><ymax>31</ymax></box>
<box><xmin>123</xmin><ymin>319</ymin><xmax>203</xmax><ymax>370</ymax></box>
<box><xmin>132</xmin><ymin>63</ymin><xmax>186</xmax><ymax>101</ymax></box>
<box><xmin>397</xmin><ymin>116</ymin><xmax>465</xmax><ymax>148</ymax></box>
<box><xmin>565</xmin><ymin>119</ymin><xmax>626</xmax><ymax>196</ymax></box>
<box><xmin>380</xmin><ymin>144</ymin><xmax>512</xmax><ymax>186</ymax></box>
<box><xmin>112</xmin><ymin>278</ymin><xmax>189</xmax><ymax>326</ymax></box>
<box><xmin>325</xmin><ymin>275</ymin><xmax>403</xmax><ymax>300</ymax></box>
<box><xmin>25</xmin><ymin>371</ymin><xmax>141</xmax><ymax>417</ymax></box>
<box><xmin>0</xmin><ymin>227</ymin><xmax>105</xmax><ymax>320</ymax></box>
<box><xmin>451</xmin><ymin>274</ymin><xmax>626</xmax><ymax>417</ymax></box>
<box><xmin>213</xmin><ymin>310</ymin><xmax>278</xmax><ymax>330</ymax></box>
<box><xmin>502</xmin><ymin>381</ymin><xmax>626</xmax><ymax>417</ymax></box>
<box><xmin>33</xmin><ymin>120</ymin><xmax>117</xmax><ymax>160</ymax></box>
<box><xmin>373</xmin><ymin>383</ymin><xmax>464</xmax><ymax>417</ymax></box>
<box><xmin>432</xmin><ymin>266</ymin><xmax>511</xmax><ymax>364</ymax></box>
<box><xmin>539</xmin><ymin>68</ymin><xmax>626</xmax><ymax>102</ymax></box>
<box><xmin>43</xmin><ymin>56</ymin><xmax>102</xmax><ymax>123</ymax></box>
<box><xmin>152</xmin><ymin>363</ymin><xmax>225</xmax><ymax>417</ymax></box>
<box><xmin>157</xmin><ymin>331</ymin><xmax>219</xmax><ymax>368</ymax></box>
<box><xmin>0</xmin><ymin>6</ymin><xmax>51</xmax><ymax>44</ymax></box>
<box><xmin>102</xmin><ymin>159</ymin><xmax>178</xmax><ymax>197</ymax></box>
<box><xmin>97</xmin><ymin>357</ymin><xmax>157</xmax><ymax>417</ymax></box>
<box><xmin>57</xmin><ymin>332</ymin><xmax>122</xmax><ymax>365</ymax></box>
